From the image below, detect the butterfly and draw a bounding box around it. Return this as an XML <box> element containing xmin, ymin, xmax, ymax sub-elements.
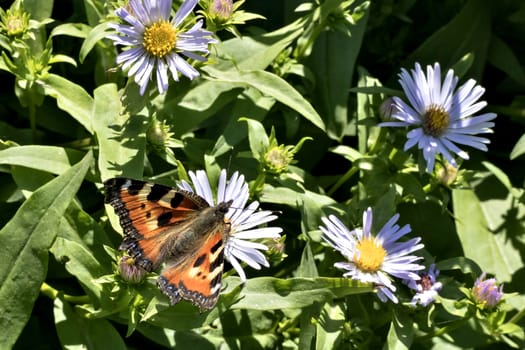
<box><xmin>104</xmin><ymin>177</ymin><xmax>233</xmax><ymax>311</ymax></box>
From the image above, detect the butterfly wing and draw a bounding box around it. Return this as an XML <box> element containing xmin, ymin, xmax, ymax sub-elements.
<box><xmin>157</xmin><ymin>221</ymin><xmax>228</xmax><ymax>311</ymax></box>
<box><xmin>104</xmin><ymin>178</ymin><xmax>209</xmax><ymax>271</ymax></box>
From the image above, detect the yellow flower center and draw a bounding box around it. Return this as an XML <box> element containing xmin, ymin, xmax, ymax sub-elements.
<box><xmin>422</xmin><ymin>104</ymin><xmax>450</xmax><ymax>137</ymax></box>
<box><xmin>353</xmin><ymin>238</ymin><xmax>386</xmax><ymax>272</ymax></box>
<box><xmin>143</xmin><ymin>21</ymin><xmax>176</xmax><ymax>58</ymax></box>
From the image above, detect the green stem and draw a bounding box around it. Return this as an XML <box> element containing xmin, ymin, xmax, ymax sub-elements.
<box><xmin>327</xmin><ymin>166</ymin><xmax>358</xmax><ymax>197</ymax></box>
<box><xmin>508</xmin><ymin>306</ymin><xmax>525</xmax><ymax>324</ymax></box>
<box><xmin>28</xmin><ymin>97</ymin><xmax>36</xmax><ymax>143</ymax></box>
<box><xmin>40</xmin><ymin>282</ymin><xmax>90</xmax><ymax>304</ymax></box>
<box><xmin>251</xmin><ymin>171</ymin><xmax>266</xmax><ymax>196</ymax></box>
<box><xmin>417</xmin><ymin>314</ymin><xmax>472</xmax><ymax>341</ymax></box>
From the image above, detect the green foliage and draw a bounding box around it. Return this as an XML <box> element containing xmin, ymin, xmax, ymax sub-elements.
<box><xmin>1</xmin><ymin>0</ymin><xmax>525</xmax><ymax>349</ymax></box>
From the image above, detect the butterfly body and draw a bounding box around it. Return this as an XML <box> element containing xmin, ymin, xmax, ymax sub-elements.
<box><xmin>104</xmin><ymin>178</ymin><xmax>232</xmax><ymax>311</ymax></box>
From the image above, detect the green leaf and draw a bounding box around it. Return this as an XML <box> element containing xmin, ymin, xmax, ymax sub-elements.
<box><xmin>80</xmin><ymin>22</ymin><xmax>111</xmax><ymax>63</ymax></box>
<box><xmin>136</xmin><ymin>323</ymin><xmax>176</xmax><ymax>348</ymax></box>
<box><xmin>384</xmin><ymin>309</ymin><xmax>414</xmax><ymax>350</ymax></box>
<box><xmin>50</xmin><ymin>23</ymin><xmax>91</xmax><ymax>39</ymax></box>
<box><xmin>230</xmin><ymin>277</ymin><xmax>372</xmax><ymax>310</ymax></box>
<box><xmin>487</xmin><ymin>34</ymin><xmax>525</xmax><ymax>85</ymax></box>
<box><xmin>482</xmin><ymin>161</ymin><xmax>522</xmax><ymax>199</ymax></box>
<box><xmin>510</xmin><ymin>133</ymin><xmax>525</xmax><ymax>160</ymax></box>
<box><xmin>0</xmin><ymin>151</ymin><xmax>92</xmax><ymax>349</ymax></box>
<box><xmin>406</xmin><ymin>0</ymin><xmax>492</xmax><ymax>79</ymax></box>
<box><xmin>297</xmin><ymin>242</ymin><xmax>319</xmax><ymax>278</ymax></box>
<box><xmin>452</xmin><ymin>186</ymin><xmax>523</xmax><ymax>282</ymax></box>
<box><xmin>92</xmin><ymin>83</ymin><xmax>146</xmax><ymax>180</ymax></box>
<box><xmin>0</xmin><ymin>145</ymin><xmax>85</xmax><ymax>176</ymax></box>
<box><xmin>211</xmin><ymin>89</ymin><xmax>274</xmax><ymax>157</ymax></box>
<box><xmin>142</xmin><ymin>297</ymin><xmax>222</xmax><ymax>331</ymax></box>
<box><xmin>315</xmin><ymin>302</ymin><xmax>345</xmax><ymax>349</ymax></box>
<box><xmin>50</xmin><ymin>237</ymin><xmax>107</xmax><ymax>301</ymax></box>
<box><xmin>207</xmin><ymin>69</ymin><xmax>325</xmax><ymax>131</ymax></box>
<box><xmin>161</xmin><ymin>20</ymin><xmax>304</xmax><ymax>135</ymax></box>
<box><xmin>22</xmin><ymin>0</ymin><xmax>53</xmax><ymax>20</ymax></box>
<box><xmin>49</xmin><ymin>54</ymin><xmax>77</xmax><ymax>67</ymax></box>
<box><xmin>216</xmin><ymin>18</ymin><xmax>304</xmax><ymax>71</ymax></box>
<box><xmin>54</xmin><ymin>298</ymin><xmax>127</xmax><ymax>350</ymax></box>
<box><xmin>162</xmin><ymin>81</ymin><xmax>243</xmax><ymax>135</ymax></box>
<box><xmin>261</xmin><ymin>184</ymin><xmax>337</xmax><ymax>229</ymax></box>
<box><xmin>41</xmin><ymin>74</ymin><xmax>94</xmax><ymax>134</ymax></box>
<box><xmin>240</xmin><ymin>117</ymin><xmax>269</xmax><ymax>158</ymax></box>
<box><xmin>309</xmin><ymin>6</ymin><xmax>369</xmax><ymax>140</ymax></box>
<box><xmin>299</xmin><ymin>304</ymin><xmax>320</xmax><ymax>350</ymax></box>
<box><xmin>437</xmin><ymin>257</ymin><xmax>482</xmax><ymax>276</ymax></box>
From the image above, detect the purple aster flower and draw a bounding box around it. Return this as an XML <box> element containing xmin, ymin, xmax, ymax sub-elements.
<box><xmin>404</xmin><ymin>263</ymin><xmax>442</xmax><ymax>307</ymax></box>
<box><xmin>380</xmin><ymin>62</ymin><xmax>497</xmax><ymax>172</ymax></box>
<box><xmin>472</xmin><ymin>272</ymin><xmax>503</xmax><ymax>309</ymax></box>
<box><xmin>178</xmin><ymin>169</ymin><xmax>283</xmax><ymax>282</ymax></box>
<box><xmin>107</xmin><ymin>0</ymin><xmax>217</xmax><ymax>95</ymax></box>
<box><xmin>320</xmin><ymin>207</ymin><xmax>425</xmax><ymax>303</ymax></box>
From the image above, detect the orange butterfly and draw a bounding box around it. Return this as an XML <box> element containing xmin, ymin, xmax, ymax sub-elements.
<box><xmin>104</xmin><ymin>178</ymin><xmax>232</xmax><ymax>311</ymax></box>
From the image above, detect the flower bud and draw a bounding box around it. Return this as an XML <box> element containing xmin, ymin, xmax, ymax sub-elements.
<box><xmin>472</xmin><ymin>272</ymin><xmax>503</xmax><ymax>309</ymax></box>
<box><xmin>210</xmin><ymin>0</ymin><xmax>234</xmax><ymax>20</ymax></box>
<box><xmin>118</xmin><ymin>255</ymin><xmax>147</xmax><ymax>284</ymax></box>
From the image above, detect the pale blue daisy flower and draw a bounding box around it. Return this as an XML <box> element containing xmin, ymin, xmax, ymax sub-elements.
<box><xmin>179</xmin><ymin>169</ymin><xmax>282</xmax><ymax>282</ymax></box>
<box><xmin>404</xmin><ymin>263</ymin><xmax>442</xmax><ymax>307</ymax></box>
<box><xmin>107</xmin><ymin>0</ymin><xmax>217</xmax><ymax>95</ymax></box>
<box><xmin>320</xmin><ymin>207</ymin><xmax>425</xmax><ymax>303</ymax></box>
<box><xmin>380</xmin><ymin>62</ymin><xmax>497</xmax><ymax>172</ymax></box>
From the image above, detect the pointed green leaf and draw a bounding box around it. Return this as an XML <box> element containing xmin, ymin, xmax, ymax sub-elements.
<box><xmin>309</xmin><ymin>7</ymin><xmax>369</xmax><ymax>140</ymax></box>
<box><xmin>510</xmin><ymin>133</ymin><xmax>525</xmax><ymax>160</ymax></box>
<box><xmin>54</xmin><ymin>298</ymin><xmax>127</xmax><ymax>350</ymax></box>
<box><xmin>239</xmin><ymin>117</ymin><xmax>269</xmax><ymax>158</ymax></box>
<box><xmin>207</xmin><ymin>69</ymin><xmax>325</xmax><ymax>131</ymax></box>
<box><xmin>487</xmin><ymin>34</ymin><xmax>525</xmax><ymax>85</ymax></box>
<box><xmin>50</xmin><ymin>237</ymin><xmax>107</xmax><ymax>301</ymax></box>
<box><xmin>0</xmin><ymin>145</ymin><xmax>85</xmax><ymax>175</ymax></box>
<box><xmin>41</xmin><ymin>74</ymin><xmax>94</xmax><ymax>134</ymax></box>
<box><xmin>452</xmin><ymin>187</ymin><xmax>523</xmax><ymax>282</ymax></box>
<box><xmin>315</xmin><ymin>302</ymin><xmax>345</xmax><ymax>349</ymax></box>
<box><xmin>406</xmin><ymin>0</ymin><xmax>491</xmax><ymax>79</ymax></box>
<box><xmin>231</xmin><ymin>277</ymin><xmax>372</xmax><ymax>310</ymax></box>
<box><xmin>0</xmin><ymin>152</ymin><xmax>92</xmax><ymax>349</ymax></box>
<box><xmin>92</xmin><ymin>83</ymin><xmax>146</xmax><ymax>180</ymax></box>
<box><xmin>80</xmin><ymin>22</ymin><xmax>111</xmax><ymax>63</ymax></box>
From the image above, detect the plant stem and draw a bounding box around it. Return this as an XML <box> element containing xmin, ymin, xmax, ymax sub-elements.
<box><xmin>28</xmin><ymin>98</ymin><xmax>36</xmax><ymax>143</ymax></box>
<box><xmin>40</xmin><ymin>282</ymin><xmax>90</xmax><ymax>304</ymax></box>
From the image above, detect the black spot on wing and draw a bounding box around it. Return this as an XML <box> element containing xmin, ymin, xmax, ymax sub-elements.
<box><xmin>210</xmin><ymin>273</ymin><xmax>222</xmax><ymax>291</ymax></box>
<box><xmin>157</xmin><ymin>211</ymin><xmax>173</xmax><ymax>227</ymax></box>
<box><xmin>170</xmin><ymin>192</ymin><xmax>185</xmax><ymax>208</ymax></box>
<box><xmin>193</xmin><ymin>254</ymin><xmax>206</xmax><ymax>268</ymax></box>
<box><xmin>209</xmin><ymin>251</ymin><xmax>224</xmax><ymax>273</ymax></box>
<box><xmin>210</xmin><ymin>240</ymin><xmax>222</xmax><ymax>254</ymax></box>
<box><xmin>147</xmin><ymin>184</ymin><xmax>171</xmax><ymax>201</ymax></box>
<box><xmin>127</xmin><ymin>181</ymin><xmax>145</xmax><ymax>195</ymax></box>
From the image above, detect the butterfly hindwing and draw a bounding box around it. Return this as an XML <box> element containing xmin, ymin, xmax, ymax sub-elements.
<box><xmin>157</xmin><ymin>224</ymin><xmax>227</xmax><ymax>311</ymax></box>
<box><xmin>104</xmin><ymin>178</ymin><xmax>209</xmax><ymax>271</ymax></box>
